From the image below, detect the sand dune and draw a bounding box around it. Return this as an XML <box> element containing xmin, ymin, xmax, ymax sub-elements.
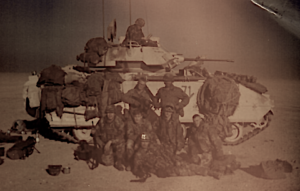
<box><xmin>0</xmin><ymin>73</ymin><xmax>299</xmax><ymax>191</ymax></box>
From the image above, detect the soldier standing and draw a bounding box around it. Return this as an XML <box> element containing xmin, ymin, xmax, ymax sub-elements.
<box><xmin>122</xmin><ymin>76</ymin><xmax>155</xmax><ymax>121</ymax></box>
<box><xmin>153</xmin><ymin>73</ymin><xmax>190</xmax><ymax>118</ymax></box>
<box><xmin>153</xmin><ymin>104</ymin><xmax>185</xmax><ymax>155</ymax></box>
<box><xmin>94</xmin><ymin>105</ymin><xmax>126</xmax><ymax>171</ymax></box>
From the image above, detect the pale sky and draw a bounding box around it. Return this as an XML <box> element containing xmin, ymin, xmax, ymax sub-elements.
<box><xmin>0</xmin><ymin>0</ymin><xmax>299</xmax><ymax>79</ymax></box>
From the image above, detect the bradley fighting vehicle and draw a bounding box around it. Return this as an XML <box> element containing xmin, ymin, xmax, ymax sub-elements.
<box><xmin>22</xmin><ymin>34</ymin><xmax>274</xmax><ymax>146</ymax></box>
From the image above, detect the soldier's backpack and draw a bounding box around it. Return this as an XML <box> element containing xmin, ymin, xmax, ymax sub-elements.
<box><xmin>6</xmin><ymin>137</ymin><xmax>38</xmax><ymax>160</ymax></box>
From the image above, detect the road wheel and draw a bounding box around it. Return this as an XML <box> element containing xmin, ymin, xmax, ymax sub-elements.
<box><xmin>223</xmin><ymin>123</ymin><xmax>243</xmax><ymax>144</ymax></box>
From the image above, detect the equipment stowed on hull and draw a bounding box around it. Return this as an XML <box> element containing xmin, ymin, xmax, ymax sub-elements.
<box><xmin>22</xmin><ymin>33</ymin><xmax>274</xmax><ymax>145</ymax></box>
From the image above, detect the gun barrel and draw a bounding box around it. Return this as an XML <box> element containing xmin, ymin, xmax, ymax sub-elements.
<box><xmin>184</xmin><ymin>58</ymin><xmax>234</xmax><ymax>62</ymax></box>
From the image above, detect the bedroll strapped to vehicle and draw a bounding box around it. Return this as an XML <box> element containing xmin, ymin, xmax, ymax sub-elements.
<box><xmin>197</xmin><ymin>75</ymin><xmax>240</xmax><ymax>117</ymax></box>
<box><xmin>197</xmin><ymin>75</ymin><xmax>240</xmax><ymax>138</ymax></box>
<box><xmin>37</xmin><ymin>65</ymin><xmax>66</xmax><ymax>87</ymax></box>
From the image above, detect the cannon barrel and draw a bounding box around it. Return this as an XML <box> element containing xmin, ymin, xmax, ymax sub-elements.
<box><xmin>184</xmin><ymin>57</ymin><xmax>234</xmax><ymax>62</ymax></box>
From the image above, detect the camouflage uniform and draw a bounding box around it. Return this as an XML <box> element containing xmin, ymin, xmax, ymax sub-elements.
<box><xmin>153</xmin><ymin>115</ymin><xmax>185</xmax><ymax>154</ymax></box>
<box><xmin>133</xmin><ymin>143</ymin><xmax>173</xmax><ymax>177</ymax></box>
<box><xmin>126</xmin><ymin>119</ymin><xmax>158</xmax><ymax>162</ymax></box>
<box><xmin>133</xmin><ymin>142</ymin><xmax>208</xmax><ymax>178</ymax></box>
<box><xmin>94</xmin><ymin>115</ymin><xmax>125</xmax><ymax>164</ymax></box>
<box><xmin>188</xmin><ymin>120</ymin><xmax>224</xmax><ymax>167</ymax></box>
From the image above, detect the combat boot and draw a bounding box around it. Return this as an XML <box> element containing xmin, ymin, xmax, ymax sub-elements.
<box><xmin>0</xmin><ymin>130</ymin><xmax>22</xmax><ymax>143</ymax></box>
<box><xmin>114</xmin><ymin>159</ymin><xmax>124</xmax><ymax>171</ymax></box>
<box><xmin>208</xmin><ymin>170</ymin><xmax>223</xmax><ymax>180</ymax></box>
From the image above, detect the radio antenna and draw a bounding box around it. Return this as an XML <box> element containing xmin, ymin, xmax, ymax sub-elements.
<box><xmin>129</xmin><ymin>0</ymin><xmax>132</xmax><ymax>25</ymax></box>
<box><xmin>102</xmin><ymin>0</ymin><xmax>105</xmax><ymax>38</ymax></box>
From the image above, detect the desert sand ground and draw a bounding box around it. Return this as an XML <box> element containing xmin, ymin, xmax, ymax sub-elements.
<box><xmin>0</xmin><ymin>72</ymin><xmax>299</xmax><ymax>191</ymax></box>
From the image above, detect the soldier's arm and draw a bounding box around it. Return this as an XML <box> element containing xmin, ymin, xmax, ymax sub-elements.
<box><xmin>176</xmin><ymin>122</ymin><xmax>185</xmax><ymax>151</ymax></box>
<box><xmin>153</xmin><ymin>89</ymin><xmax>162</xmax><ymax>109</ymax></box>
<box><xmin>152</xmin><ymin>120</ymin><xmax>159</xmax><ymax>135</ymax></box>
<box><xmin>126</xmin><ymin>121</ymin><xmax>135</xmax><ymax>142</ymax></box>
<box><xmin>122</xmin><ymin>89</ymin><xmax>140</xmax><ymax>107</ymax></box>
<box><xmin>112</xmin><ymin>117</ymin><xmax>125</xmax><ymax>144</ymax></box>
<box><xmin>145</xmin><ymin>85</ymin><xmax>155</xmax><ymax>102</ymax></box>
<box><xmin>95</xmin><ymin>120</ymin><xmax>105</xmax><ymax>140</ymax></box>
<box><xmin>127</xmin><ymin>25</ymin><xmax>135</xmax><ymax>41</ymax></box>
<box><xmin>146</xmin><ymin>121</ymin><xmax>161</xmax><ymax>145</ymax></box>
<box><xmin>176</xmin><ymin>87</ymin><xmax>190</xmax><ymax>109</ymax></box>
<box><xmin>207</xmin><ymin>126</ymin><xmax>223</xmax><ymax>151</ymax></box>
<box><xmin>132</xmin><ymin>151</ymin><xmax>145</xmax><ymax>176</ymax></box>
<box><xmin>94</xmin><ymin>121</ymin><xmax>105</xmax><ymax>148</ymax></box>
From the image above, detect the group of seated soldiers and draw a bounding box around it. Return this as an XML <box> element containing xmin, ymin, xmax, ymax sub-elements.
<box><xmin>92</xmin><ymin>73</ymin><xmax>240</xmax><ymax>180</ymax></box>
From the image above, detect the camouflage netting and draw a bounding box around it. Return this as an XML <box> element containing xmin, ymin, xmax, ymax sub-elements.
<box><xmin>197</xmin><ymin>75</ymin><xmax>240</xmax><ymax>138</ymax></box>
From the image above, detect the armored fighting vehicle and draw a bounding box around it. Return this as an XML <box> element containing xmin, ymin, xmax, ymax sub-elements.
<box><xmin>22</xmin><ymin>35</ymin><xmax>274</xmax><ymax>145</ymax></box>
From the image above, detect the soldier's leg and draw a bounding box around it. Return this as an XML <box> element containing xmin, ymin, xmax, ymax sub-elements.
<box><xmin>208</xmin><ymin>128</ymin><xmax>224</xmax><ymax>159</ymax></box>
<box><xmin>199</xmin><ymin>151</ymin><xmax>213</xmax><ymax>168</ymax></box>
<box><xmin>125</xmin><ymin>139</ymin><xmax>135</xmax><ymax>171</ymax></box>
<box><xmin>187</xmin><ymin>163</ymin><xmax>209</xmax><ymax>176</ymax></box>
<box><xmin>113</xmin><ymin>141</ymin><xmax>126</xmax><ymax>171</ymax></box>
<box><xmin>101</xmin><ymin>141</ymin><xmax>114</xmax><ymax>166</ymax></box>
<box><xmin>188</xmin><ymin>140</ymin><xmax>200</xmax><ymax>164</ymax></box>
<box><xmin>93</xmin><ymin>135</ymin><xmax>105</xmax><ymax>149</ymax></box>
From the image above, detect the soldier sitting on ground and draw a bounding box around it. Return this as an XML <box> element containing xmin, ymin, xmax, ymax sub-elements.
<box><xmin>132</xmin><ymin>133</ymin><xmax>209</xmax><ymax>180</ymax></box>
<box><xmin>187</xmin><ymin>114</ymin><xmax>240</xmax><ymax>179</ymax></box>
<box><xmin>125</xmin><ymin>109</ymin><xmax>160</xmax><ymax>171</ymax></box>
<box><xmin>153</xmin><ymin>104</ymin><xmax>185</xmax><ymax>155</ymax></box>
<box><xmin>93</xmin><ymin>105</ymin><xmax>126</xmax><ymax>171</ymax></box>
<box><xmin>187</xmin><ymin>114</ymin><xmax>222</xmax><ymax>167</ymax></box>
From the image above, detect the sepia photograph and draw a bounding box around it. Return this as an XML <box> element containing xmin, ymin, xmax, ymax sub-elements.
<box><xmin>0</xmin><ymin>0</ymin><xmax>300</xmax><ymax>190</ymax></box>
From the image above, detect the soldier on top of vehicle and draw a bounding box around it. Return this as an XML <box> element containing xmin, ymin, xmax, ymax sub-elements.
<box><xmin>94</xmin><ymin>105</ymin><xmax>126</xmax><ymax>171</ymax></box>
<box><xmin>153</xmin><ymin>73</ymin><xmax>190</xmax><ymax>118</ymax></box>
<box><xmin>122</xmin><ymin>18</ymin><xmax>157</xmax><ymax>47</ymax></box>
